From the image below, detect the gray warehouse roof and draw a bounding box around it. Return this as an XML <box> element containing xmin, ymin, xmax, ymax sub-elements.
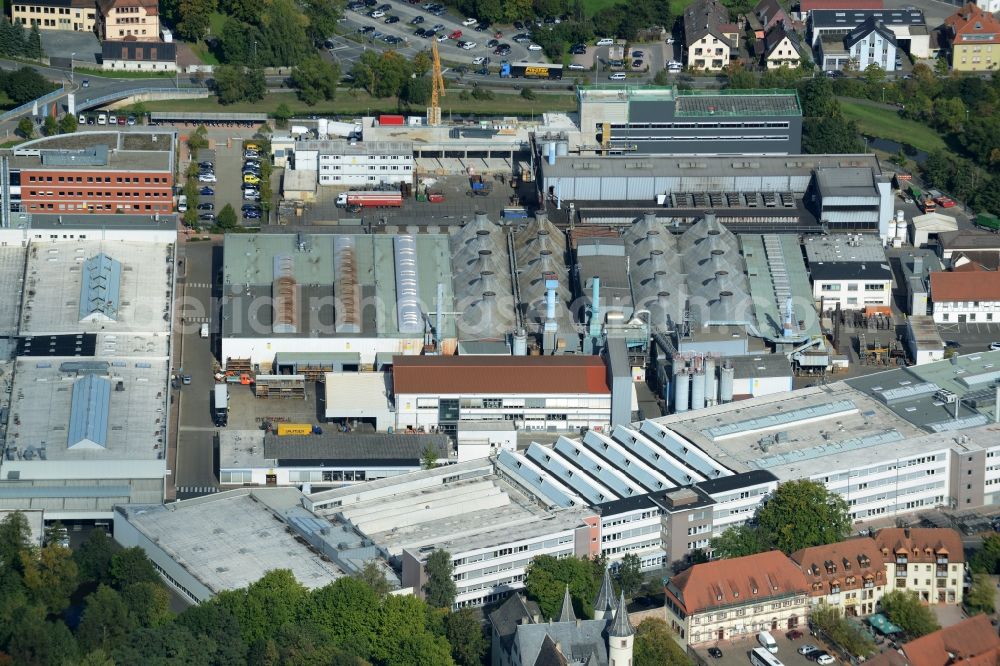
<box><xmin>674</xmin><ymin>89</ymin><xmax>801</xmax><ymax>117</ymax></box>
<box><xmin>811</xmin><ymin>8</ymin><xmax>925</xmax><ymax>27</ymax></box>
<box><xmin>542</xmin><ymin>154</ymin><xmax>882</xmax><ymax>180</ymax></box>
<box><xmin>263</xmin><ymin>432</ymin><xmax>449</xmax><ymax>464</ymax></box>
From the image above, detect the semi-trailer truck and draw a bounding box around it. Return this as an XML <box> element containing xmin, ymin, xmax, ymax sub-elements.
<box><xmin>213</xmin><ymin>384</ymin><xmax>228</xmax><ymax>427</ymax></box>
<box><xmin>499</xmin><ymin>62</ymin><xmax>563</xmax><ymax>79</ymax></box>
<box><xmin>335</xmin><ymin>191</ymin><xmax>404</xmax><ymax>208</ymax></box>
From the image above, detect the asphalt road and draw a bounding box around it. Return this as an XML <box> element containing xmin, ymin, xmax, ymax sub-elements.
<box><xmin>173</xmin><ymin>240</ymin><xmax>222</xmax><ymax>498</ymax></box>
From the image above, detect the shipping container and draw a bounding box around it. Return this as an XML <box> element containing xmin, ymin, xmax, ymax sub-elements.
<box><xmin>378</xmin><ymin>114</ymin><xmax>406</xmax><ymax>126</ymax></box>
<box><xmin>277</xmin><ymin>423</ymin><xmax>313</xmax><ymax>436</ymax></box>
<box><xmin>977</xmin><ymin>213</ymin><xmax>1000</xmax><ymax>231</ymax></box>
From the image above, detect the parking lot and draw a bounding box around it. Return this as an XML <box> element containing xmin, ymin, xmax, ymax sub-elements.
<box><xmin>192</xmin><ymin>141</ymin><xmax>263</xmax><ymax>227</ymax></box>
<box><xmin>701</xmin><ymin>632</ymin><xmax>841</xmax><ymax>666</ymax></box>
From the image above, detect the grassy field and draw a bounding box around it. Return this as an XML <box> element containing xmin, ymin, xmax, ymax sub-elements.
<box><xmin>143</xmin><ymin>90</ymin><xmax>578</xmax><ymax>117</ymax></box>
<box><xmin>838</xmin><ymin>99</ymin><xmax>948</xmax><ymax>154</ymax></box>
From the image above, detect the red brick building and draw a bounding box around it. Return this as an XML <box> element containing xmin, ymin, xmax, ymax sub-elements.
<box><xmin>9</xmin><ymin>134</ymin><xmax>174</xmax><ymax>215</ymax></box>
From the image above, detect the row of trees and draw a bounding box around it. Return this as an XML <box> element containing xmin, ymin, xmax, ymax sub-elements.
<box><xmin>1</xmin><ymin>66</ymin><xmax>58</xmax><ymax>107</ymax></box>
<box><xmin>16</xmin><ymin>113</ymin><xmax>78</xmax><ymax>139</ymax></box>
<box><xmin>0</xmin><ymin>19</ymin><xmax>43</xmax><ymax>61</ymax></box>
<box><xmin>350</xmin><ymin>51</ymin><xmax>434</xmax><ymax>105</ymax></box>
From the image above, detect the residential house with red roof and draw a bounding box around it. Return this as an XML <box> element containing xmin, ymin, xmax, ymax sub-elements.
<box><xmin>874</xmin><ymin>528</ymin><xmax>964</xmax><ymax>605</ymax></box>
<box><xmin>664</xmin><ymin>550</ymin><xmax>811</xmax><ymax>647</ymax></box>
<box><xmin>943</xmin><ymin>3</ymin><xmax>1000</xmax><ymax>72</ymax></box>
<box><xmin>866</xmin><ymin>614</ymin><xmax>1000</xmax><ymax>666</ymax></box>
<box><xmin>790</xmin><ymin>538</ymin><xmax>888</xmax><ymax>617</ymax></box>
<box><xmin>929</xmin><ymin>270</ymin><xmax>1000</xmax><ymax>325</ymax></box>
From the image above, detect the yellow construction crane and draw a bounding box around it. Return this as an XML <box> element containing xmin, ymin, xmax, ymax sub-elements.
<box><xmin>428</xmin><ymin>41</ymin><xmax>445</xmax><ymax>126</ymax></box>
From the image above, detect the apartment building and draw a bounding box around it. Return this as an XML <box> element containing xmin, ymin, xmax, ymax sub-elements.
<box><xmin>96</xmin><ymin>0</ymin><xmax>159</xmax><ymax>40</ymax></box>
<box><xmin>875</xmin><ymin>528</ymin><xmax>964</xmax><ymax>604</ymax></box>
<box><xmin>791</xmin><ymin>538</ymin><xmax>889</xmax><ymax>617</ymax></box>
<box><xmin>944</xmin><ymin>3</ymin><xmax>1000</xmax><ymax>72</ymax></box>
<box><xmin>664</xmin><ymin>550</ymin><xmax>811</xmax><ymax>647</ymax></box>
<box><xmin>11</xmin><ymin>0</ymin><xmax>97</xmax><ymax>31</ymax></box>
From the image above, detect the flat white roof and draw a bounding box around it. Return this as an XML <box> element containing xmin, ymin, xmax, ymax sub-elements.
<box><xmin>5</xmin><ymin>357</ymin><xmax>168</xmax><ymax>468</ymax></box>
<box><xmin>20</xmin><ymin>240</ymin><xmax>173</xmax><ymax>335</ymax></box>
<box><xmin>0</xmin><ymin>247</ymin><xmax>26</xmax><ymax>336</ymax></box>
<box><xmin>323</xmin><ymin>372</ymin><xmax>392</xmax><ymax>417</ymax></box>
<box><xmin>652</xmin><ymin>382</ymin><xmax>927</xmax><ymax>479</ymax></box>
<box><xmin>120</xmin><ymin>489</ymin><xmax>345</xmax><ymax>595</ymax></box>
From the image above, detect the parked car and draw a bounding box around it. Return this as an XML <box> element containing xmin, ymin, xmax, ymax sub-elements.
<box><xmin>817</xmin><ymin>655</ymin><xmax>835</xmax><ymax>665</ymax></box>
<box><xmin>487</xmin><ymin>39</ymin><xmax>498</xmax><ymax>47</ymax></box>
<box><xmin>200</xmin><ymin>186</ymin><xmax>215</xmax><ymax>196</ymax></box>
<box><xmin>527</xmin><ymin>43</ymin><xmax>542</xmax><ymax>51</ymax></box>
<box><xmin>472</xmin><ymin>56</ymin><xmax>486</xmax><ymax>64</ymax></box>
<box><xmin>414</xmin><ymin>27</ymin><xmax>427</xmax><ymax>36</ymax></box>
<box><xmin>632</xmin><ymin>49</ymin><xmax>644</xmax><ymax>57</ymax></box>
<box><xmin>409</xmin><ymin>15</ymin><xmax>423</xmax><ymax>23</ymax></box>
<box><xmin>708</xmin><ymin>648</ymin><xmax>723</xmax><ymax>659</ymax></box>
<box><xmin>370</xmin><ymin>9</ymin><xmax>385</xmax><ymax>18</ymax></box>
<box><xmin>631</xmin><ymin>59</ymin><xmax>643</xmax><ymax>67</ymax></box>
<box><xmin>127</xmin><ymin>115</ymin><xmax>136</xmax><ymax>125</ymax></box>
<box><xmin>596</xmin><ymin>37</ymin><xmax>614</xmax><ymax>45</ymax></box>
<box><xmin>436</xmin><ymin>33</ymin><xmax>448</xmax><ymax>41</ymax></box>
<box><xmin>462</xmin><ymin>17</ymin><xmax>477</xmax><ymax>26</ymax></box>
<box><xmin>608</xmin><ymin>72</ymin><xmax>626</xmax><ymax>80</ymax></box>
<box><xmin>571</xmin><ymin>44</ymin><xmax>586</xmax><ymax>54</ymax></box>
<box><xmin>461</xmin><ymin>41</ymin><xmax>477</xmax><ymax>49</ymax></box>
<box><xmin>199</xmin><ymin>213</ymin><xmax>216</xmax><ymax>222</ymax></box>
<box><xmin>990</xmin><ymin>342</ymin><xmax>1000</xmax><ymax>351</ymax></box>
<box><xmin>384</xmin><ymin>15</ymin><xmax>399</xmax><ymax>22</ymax></box>
<box><xmin>198</xmin><ymin>173</ymin><xmax>217</xmax><ymax>183</ymax></box>
<box><xmin>799</xmin><ymin>645</ymin><xmax>820</xmax><ymax>655</ymax></box>
<box><xmin>197</xmin><ymin>202</ymin><xmax>214</xmax><ymax>211</ymax></box>
<box><xmin>449</xmin><ymin>29</ymin><xmax>462</xmax><ymax>39</ymax></box>
<box><xmin>568</xmin><ymin>63</ymin><xmax>585</xmax><ymax>70</ymax></box>
<box><xmin>82</xmin><ymin>79</ymin><xmax>90</xmax><ymax>87</ymax></box>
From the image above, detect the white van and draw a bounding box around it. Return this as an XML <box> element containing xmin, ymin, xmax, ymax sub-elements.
<box><xmin>200</xmin><ymin>323</ymin><xmax>209</xmax><ymax>338</ymax></box>
<box><xmin>758</xmin><ymin>631</ymin><xmax>778</xmax><ymax>653</ymax></box>
<box><xmin>97</xmin><ymin>113</ymin><xmax>107</xmax><ymax>125</ymax></box>
<box><xmin>608</xmin><ymin>72</ymin><xmax>626</xmax><ymax>81</ymax></box>
<box><xmin>177</xmin><ymin>194</ymin><xmax>188</xmax><ymax>213</ymax></box>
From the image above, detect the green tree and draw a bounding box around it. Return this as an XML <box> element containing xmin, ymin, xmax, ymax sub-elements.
<box><xmin>213</xmin><ymin>64</ymin><xmax>266</xmax><ymax>105</ymax></box>
<box><xmin>303</xmin><ymin>0</ymin><xmax>343</xmax><ymax>44</ymax></box>
<box><xmin>273</xmin><ymin>102</ymin><xmax>292</xmax><ymax>129</ymax></box>
<box><xmin>175</xmin><ymin>601</ymin><xmax>249</xmax><ymax>664</ymax></box>
<box><xmin>355</xmin><ymin>560</ymin><xmax>393</xmax><ymax>598</ymax></box>
<box><xmin>123</xmin><ymin>581</ymin><xmax>172</xmax><ymax>628</ymax></box>
<box><xmin>16</xmin><ymin>117</ymin><xmax>33</xmax><ymax>139</ymax></box>
<box><xmin>74</xmin><ymin>529</ymin><xmax>115</xmax><ymax>585</ymax></box>
<box><xmin>616</xmin><ymin>553</ymin><xmax>643</xmax><ymax>600</ymax></box>
<box><xmin>726</xmin><ymin>63</ymin><xmax>756</xmax><ymax>89</ymax></box>
<box><xmin>756</xmin><ymin>480</ymin><xmax>851</xmax><ymax>554</ymax></box>
<box><xmin>218</xmin><ymin>203</ymin><xmax>238</xmax><ymax>229</ymax></box>
<box><xmin>810</xmin><ymin>605</ymin><xmax>876</xmax><ymax>658</ymax></box>
<box><xmin>372</xmin><ymin>51</ymin><xmax>411</xmax><ymax>98</ymax></box>
<box><xmin>525</xmin><ymin>554</ymin><xmax>602</xmax><ymax>620</ymax></box>
<box><xmin>798</xmin><ymin>75</ymin><xmax>837</xmax><ymax>118</ymax></box>
<box><xmin>932</xmin><ymin>96</ymin><xmax>966</xmax><ymax>133</ymax></box>
<box><xmin>7</xmin><ymin>608</ymin><xmax>79</xmax><ymax>666</ymax></box>
<box><xmin>111</xmin><ymin>622</ymin><xmax>205</xmax><ymax>664</ymax></box>
<box><xmin>971</xmin><ymin>533</ymin><xmax>1000</xmax><ymax>574</ymax></box>
<box><xmin>965</xmin><ymin>574</ymin><xmax>995</xmax><ymax>615</ymax></box>
<box><xmin>802</xmin><ymin>115</ymin><xmax>863</xmax><ymax>154</ymax></box>
<box><xmin>110</xmin><ymin>547</ymin><xmax>160</xmax><ymax>590</ymax></box>
<box><xmin>472</xmin><ymin>85</ymin><xmax>494</xmax><ymax>101</ymax></box>
<box><xmin>2</xmin><ymin>67</ymin><xmax>55</xmax><ymax>104</ymax></box>
<box><xmin>258</xmin><ymin>0</ymin><xmax>312</xmax><ymax>66</ymax></box>
<box><xmin>217</xmin><ymin>568</ymin><xmax>309</xmax><ymax>646</ymax></box>
<box><xmin>520</xmin><ymin>86</ymin><xmax>536</xmax><ymax>100</ymax></box>
<box><xmin>21</xmin><ymin>544</ymin><xmax>78</xmax><ymax>614</ymax></box>
<box><xmin>880</xmin><ymin>590</ymin><xmax>940</xmax><ymax>637</ymax></box>
<box><xmin>421</xmin><ymin>443</ymin><xmax>439</xmax><ymax>470</ymax></box>
<box><xmin>176</xmin><ymin>0</ymin><xmax>216</xmax><ymax>41</ymax></box>
<box><xmin>79</xmin><ymin>649</ymin><xmax>116</xmax><ymax>666</ymax></box>
<box><xmin>710</xmin><ymin>524</ymin><xmax>770</xmax><ymax>559</ymax></box>
<box><xmin>402</xmin><ymin>76</ymin><xmax>433</xmax><ymax>106</ymax></box>
<box><xmin>0</xmin><ymin>511</ymin><xmax>34</xmax><ymax>570</ymax></box>
<box><xmin>77</xmin><ymin>584</ymin><xmax>134</xmax><ymax>652</ymax></box>
<box><xmin>302</xmin><ymin>576</ymin><xmax>381</xmax><ymax>655</ymax></box>
<box><xmin>291</xmin><ymin>55</ymin><xmax>340</xmax><ymax>105</ymax></box>
<box><xmin>58</xmin><ymin>113</ymin><xmax>78</xmax><ymax>134</ymax></box>
<box><xmin>634</xmin><ymin>617</ymin><xmax>692</xmax><ymax>666</ymax></box>
<box><xmin>424</xmin><ymin>549</ymin><xmax>456</xmax><ymax>609</ymax></box>
<box><xmin>863</xmin><ymin>63</ymin><xmax>885</xmax><ymax>86</ymax></box>
<box><xmin>42</xmin><ymin>114</ymin><xmax>57</xmax><ymax>137</ymax></box>
<box><xmin>25</xmin><ymin>24</ymin><xmax>42</xmax><ymax>58</ymax></box>
<box><xmin>412</xmin><ymin>50</ymin><xmax>432</xmax><ymax>77</ymax></box>
<box><xmin>653</xmin><ymin>69</ymin><xmax>670</xmax><ymax>85</ymax></box>
<box><xmin>446</xmin><ymin>608</ymin><xmax>487</xmax><ymax>666</ymax></box>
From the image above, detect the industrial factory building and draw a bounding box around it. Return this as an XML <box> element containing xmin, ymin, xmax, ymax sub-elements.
<box><xmin>392</xmin><ymin>355</ymin><xmax>616</xmax><ymax>435</ymax></box>
<box><xmin>576</xmin><ymin>86</ymin><xmax>803</xmax><ymax>155</ymax></box>
<box><xmin>220</xmin><ymin>233</ymin><xmax>457</xmax><ymax>369</ymax></box>
<box><xmin>290</xmin><ymin>139</ymin><xmax>414</xmax><ymax>188</ymax></box>
<box><xmin>542</xmin><ymin>153</ymin><xmax>893</xmax><ymax>237</ymax></box>
<box><xmin>803</xmin><ymin>234</ymin><xmax>894</xmax><ymax>310</ymax></box>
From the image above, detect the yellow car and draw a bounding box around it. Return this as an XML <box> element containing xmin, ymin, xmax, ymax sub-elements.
<box><xmin>243</xmin><ymin>174</ymin><xmax>261</xmax><ymax>185</ymax></box>
<box><xmin>245</xmin><ymin>142</ymin><xmax>260</xmax><ymax>151</ymax></box>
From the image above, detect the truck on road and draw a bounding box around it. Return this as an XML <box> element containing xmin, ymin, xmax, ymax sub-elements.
<box><xmin>500</xmin><ymin>62</ymin><xmax>563</xmax><ymax>79</ymax></box>
<box><xmin>213</xmin><ymin>384</ymin><xmax>228</xmax><ymax>427</ymax></box>
<box><xmin>335</xmin><ymin>191</ymin><xmax>404</xmax><ymax>209</ymax></box>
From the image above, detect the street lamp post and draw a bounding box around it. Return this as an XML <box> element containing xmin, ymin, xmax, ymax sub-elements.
<box><xmin>70</xmin><ymin>52</ymin><xmax>76</xmax><ymax>84</ymax></box>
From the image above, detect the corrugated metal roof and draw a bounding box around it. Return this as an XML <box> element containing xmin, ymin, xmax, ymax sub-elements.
<box><xmin>0</xmin><ymin>485</ymin><xmax>130</xmax><ymax>499</ymax></box>
<box><xmin>68</xmin><ymin>374</ymin><xmax>111</xmax><ymax>449</ymax></box>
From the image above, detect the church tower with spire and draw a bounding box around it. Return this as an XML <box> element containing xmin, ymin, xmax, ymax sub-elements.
<box><xmin>608</xmin><ymin>590</ymin><xmax>635</xmax><ymax>666</ymax></box>
<box><xmin>592</xmin><ymin>564</ymin><xmax>615</xmax><ymax>621</ymax></box>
